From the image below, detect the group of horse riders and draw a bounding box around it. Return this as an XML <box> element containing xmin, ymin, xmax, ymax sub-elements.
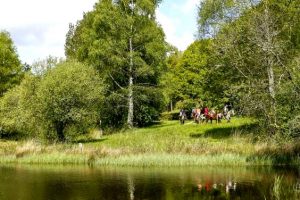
<box><xmin>179</xmin><ymin>104</ymin><xmax>233</xmax><ymax>125</ymax></box>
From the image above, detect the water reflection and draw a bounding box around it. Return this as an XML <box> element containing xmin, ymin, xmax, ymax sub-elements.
<box><xmin>0</xmin><ymin>165</ymin><xmax>299</xmax><ymax>199</ymax></box>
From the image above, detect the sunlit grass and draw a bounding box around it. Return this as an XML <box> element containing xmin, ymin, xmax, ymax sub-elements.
<box><xmin>0</xmin><ymin>117</ymin><xmax>298</xmax><ymax>167</ymax></box>
<box><xmin>89</xmin><ymin>118</ymin><xmax>256</xmax><ymax>155</ymax></box>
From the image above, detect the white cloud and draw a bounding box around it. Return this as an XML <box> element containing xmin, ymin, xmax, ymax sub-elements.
<box><xmin>157</xmin><ymin>0</ymin><xmax>199</xmax><ymax>51</ymax></box>
<box><xmin>0</xmin><ymin>0</ymin><xmax>97</xmax><ymax>64</ymax></box>
<box><xmin>0</xmin><ymin>0</ymin><xmax>96</xmax><ymax>28</ymax></box>
<box><xmin>0</xmin><ymin>0</ymin><xmax>199</xmax><ymax>64</ymax></box>
<box><xmin>181</xmin><ymin>0</ymin><xmax>200</xmax><ymax>14</ymax></box>
<box><xmin>156</xmin><ymin>10</ymin><xmax>178</xmax><ymax>46</ymax></box>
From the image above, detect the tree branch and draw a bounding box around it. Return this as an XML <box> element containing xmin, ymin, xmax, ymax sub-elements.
<box><xmin>109</xmin><ymin>73</ymin><xmax>124</xmax><ymax>90</ymax></box>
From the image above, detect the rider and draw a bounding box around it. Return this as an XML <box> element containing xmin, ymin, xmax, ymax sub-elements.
<box><xmin>179</xmin><ymin>109</ymin><xmax>186</xmax><ymax>124</ymax></box>
<box><xmin>224</xmin><ymin>102</ymin><xmax>232</xmax><ymax>115</ymax></box>
<box><xmin>224</xmin><ymin>102</ymin><xmax>233</xmax><ymax>122</ymax></box>
<box><xmin>204</xmin><ymin>106</ymin><xmax>209</xmax><ymax>117</ymax></box>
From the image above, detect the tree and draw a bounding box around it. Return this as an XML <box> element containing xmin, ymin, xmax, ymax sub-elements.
<box><xmin>0</xmin><ymin>74</ymin><xmax>40</xmax><ymax>138</ymax></box>
<box><xmin>161</xmin><ymin>40</ymin><xmax>212</xmax><ymax>111</ymax></box>
<box><xmin>35</xmin><ymin>61</ymin><xmax>104</xmax><ymax>141</ymax></box>
<box><xmin>197</xmin><ymin>0</ymin><xmax>258</xmax><ymax>38</ymax></box>
<box><xmin>0</xmin><ymin>31</ymin><xmax>23</xmax><ymax>96</ymax></box>
<box><xmin>160</xmin><ymin>46</ymin><xmax>182</xmax><ymax>111</ymax></box>
<box><xmin>31</xmin><ymin>55</ymin><xmax>64</xmax><ymax>76</ymax></box>
<box><xmin>65</xmin><ymin>0</ymin><xmax>166</xmax><ymax>128</ymax></box>
<box><xmin>198</xmin><ymin>0</ymin><xmax>300</xmax><ymax>133</ymax></box>
<box><xmin>0</xmin><ymin>61</ymin><xmax>104</xmax><ymax>141</ymax></box>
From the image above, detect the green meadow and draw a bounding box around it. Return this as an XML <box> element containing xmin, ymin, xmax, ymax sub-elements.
<box><xmin>0</xmin><ymin>117</ymin><xmax>299</xmax><ymax>167</ymax></box>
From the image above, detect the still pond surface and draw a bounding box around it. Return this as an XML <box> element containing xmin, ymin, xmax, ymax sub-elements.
<box><xmin>0</xmin><ymin>165</ymin><xmax>299</xmax><ymax>200</ymax></box>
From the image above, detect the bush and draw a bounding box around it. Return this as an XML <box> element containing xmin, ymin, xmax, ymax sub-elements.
<box><xmin>160</xmin><ymin>110</ymin><xmax>180</xmax><ymax>120</ymax></box>
<box><xmin>0</xmin><ymin>61</ymin><xmax>105</xmax><ymax>142</ymax></box>
<box><xmin>0</xmin><ymin>74</ymin><xmax>40</xmax><ymax>138</ymax></box>
<box><xmin>35</xmin><ymin>60</ymin><xmax>104</xmax><ymax>141</ymax></box>
<box><xmin>285</xmin><ymin>116</ymin><xmax>300</xmax><ymax>138</ymax></box>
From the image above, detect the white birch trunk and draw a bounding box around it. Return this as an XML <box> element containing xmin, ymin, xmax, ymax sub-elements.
<box><xmin>127</xmin><ymin>35</ymin><xmax>134</xmax><ymax>128</ymax></box>
<box><xmin>267</xmin><ymin>63</ymin><xmax>277</xmax><ymax>126</ymax></box>
<box><xmin>127</xmin><ymin>2</ymin><xmax>134</xmax><ymax>128</ymax></box>
<box><xmin>264</xmin><ymin>3</ymin><xmax>277</xmax><ymax>128</ymax></box>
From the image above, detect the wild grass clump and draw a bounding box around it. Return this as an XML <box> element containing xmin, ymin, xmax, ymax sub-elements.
<box><xmin>15</xmin><ymin>140</ymin><xmax>43</xmax><ymax>158</ymax></box>
<box><xmin>249</xmin><ymin>141</ymin><xmax>300</xmax><ymax>166</ymax></box>
<box><xmin>272</xmin><ymin>176</ymin><xmax>283</xmax><ymax>200</ymax></box>
<box><xmin>94</xmin><ymin>153</ymin><xmax>248</xmax><ymax>167</ymax></box>
<box><xmin>0</xmin><ymin>140</ymin><xmax>18</xmax><ymax>155</ymax></box>
<box><xmin>270</xmin><ymin>175</ymin><xmax>300</xmax><ymax>200</ymax></box>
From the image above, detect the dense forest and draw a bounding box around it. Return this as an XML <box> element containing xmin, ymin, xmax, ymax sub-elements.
<box><xmin>0</xmin><ymin>0</ymin><xmax>300</xmax><ymax>142</ymax></box>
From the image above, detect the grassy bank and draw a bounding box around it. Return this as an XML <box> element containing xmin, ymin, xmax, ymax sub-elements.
<box><xmin>0</xmin><ymin>118</ymin><xmax>299</xmax><ymax>166</ymax></box>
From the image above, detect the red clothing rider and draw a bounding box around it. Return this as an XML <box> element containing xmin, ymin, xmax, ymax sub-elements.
<box><xmin>204</xmin><ymin>107</ymin><xmax>209</xmax><ymax>117</ymax></box>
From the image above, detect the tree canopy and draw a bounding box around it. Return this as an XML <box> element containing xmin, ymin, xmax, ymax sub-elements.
<box><xmin>0</xmin><ymin>61</ymin><xmax>104</xmax><ymax>141</ymax></box>
<box><xmin>0</xmin><ymin>31</ymin><xmax>23</xmax><ymax>96</ymax></box>
<box><xmin>35</xmin><ymin>61</ymin><xmax>104</xmax><ymax>141</ymax></box>
<box><xmin>65</xmin><ymin>0</ymin><xmax>167</xmax><ymax>128</ymax></box>
<box><xmin>198</xmin><ymin>0</ymin><xmax>300</xmax><ymax>133</ymax></box>
<box><xmin>161</xmin><ymin>40</ymin><xmax>213</xmax><ymax>110</ymax></box>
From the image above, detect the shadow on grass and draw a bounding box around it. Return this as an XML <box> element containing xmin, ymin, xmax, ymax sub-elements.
<box><xmin>146</xmin><ymin>121</ymin><xmax>181</xmax><ymax>129</ymax></box>
<box><xmin>74</xmin><ymin>138</ymin><xmax>107</xmax><ymax>144</ymax></box>
<box><xmin>190</xmin><ymin>123</ymin><xmax>259</xmax><ymax>139</ymax></box>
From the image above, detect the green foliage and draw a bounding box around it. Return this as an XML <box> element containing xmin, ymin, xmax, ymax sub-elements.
<box><xmin>0</xmin><ymin>74</ymin><xmax>40</xmax><ymax>138</ymax></box>
<box><xmin>35</xmin><ymin>61</ymin><xmax>104</xmax><ymax>141</ymax></box>
<box><xmin>198</xmin><ymin>0</ymin><xmax>257</xmax><ymax>37</ymax></box>
<box><xmin>65</xmin><ymin>0</ymin><xmax>166</xmax><ymax>128</ymax></box>
<box><xmin>198</xmin><ymin>0</ymin><xmax>300</xmax><ymax>132</ymax></box>
<box><xmin>161</xmin><ymin>39</ymin><xmax>212</xmax><ymax>110</ymax></box>
<box><xmin>160</xmin><ymin>110</ymin><xmax>180</xmax><ymax>120</ymax></box>
<box><xmin>0</xmin><ymin>31</ymin><xmax>23</xmax><ymax>96</ymax></box>
<box><xmin>0</xmin><ymin>61</ymin><xmax>104</xmax><ymax>141</ymax></box>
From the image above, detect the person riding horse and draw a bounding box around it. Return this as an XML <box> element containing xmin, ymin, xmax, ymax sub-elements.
<box><xmin>223</xmin><ymin>103</ymin><xmax>233</xmax><ymax>123</ymax></box>
<box><xmin>192</xmin><ymin>108</ymin><xmax>202</xmax><ymax>124</ymax></box>
<box><xmin>206</xmin><ymin>109</ymin><xmax>223</xmax><ymax>123</ymax></box>
<box><xmin>179</xmin><ymin>109</ymin><xmax>187</xmax><ymax>124</ymax></box>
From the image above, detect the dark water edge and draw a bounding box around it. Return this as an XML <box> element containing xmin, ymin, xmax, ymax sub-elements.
<box><xmin>0</xmin><ymin>165</ymin><xmax>300</xmax><ymax>200</ymax></box>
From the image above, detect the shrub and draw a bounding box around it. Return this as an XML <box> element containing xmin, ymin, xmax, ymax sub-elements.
<box><xmin>35</xmin><ymin>60</ymin><xmax>104</xmax><ymax>141</ymax></box>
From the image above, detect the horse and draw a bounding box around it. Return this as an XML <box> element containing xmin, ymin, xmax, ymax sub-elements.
<box><xmin>179</xmin><ymin>114</ymin><xmax>186</xmax><ymax>124</ymax></box>
<box><xmin>224</xmin><ymin>109</ymin><xmax>234</xmax><ymax>123</ymax></box>
<box><xmin>223</xmin><ymin>106</ymin><xmax>234</xmax><ymax>123</ymax></box>
<box><xmin>205</xmin><ymin>110</ymin><xmax>223</xmax><ymax>123</ymax></box>
<box><xmin>179</xmin><ymin>110</ymin><xmax>187</xmax><ymax>125</ymax></box>
<box><xmin>191</xmin><ymin>108</ymin><xmax>201</xmax><ymax>124</ymax></box>
<box><xmin>198</xmin><ymin>113</ymin><xmax>206</xmax><ymax>123</ymax></box>
<box><xmin>194</xmin><ymin>113</ymin><xmax>206</xmax><ymax>124</ymax></box>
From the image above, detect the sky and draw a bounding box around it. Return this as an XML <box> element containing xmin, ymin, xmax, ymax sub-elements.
<box><xmin>0</xmin><ymin>0</ymin><xmax>199</xmax><ymax>64</ymax></box>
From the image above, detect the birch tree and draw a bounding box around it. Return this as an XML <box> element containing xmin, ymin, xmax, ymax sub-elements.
<box><xmin>65</xmin><ymin>0</ymin><xmax>166</xmax><ymax>128</ymax></box>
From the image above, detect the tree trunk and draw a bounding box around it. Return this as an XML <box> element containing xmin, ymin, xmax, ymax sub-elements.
<box><xmin>127</xmin><ymin>0</ymin><xmax>134</xmax><ymax>129</ymax></box>
<box><xmin>264</xmin><ymin>2</ymin><xmax>277</xmax><ymax>130</ymax></box>
<box><xmin>55</xmin><ymin>122</ymin><xmax>65</xmax><ymax>142</ymax></box>
<box><xmin>267</xmin><ymin>63</ymin><xmax>277</xmax><ymax>130</ymax></box>
<box><xmin>127</xmin><ymin>29</ymin><xmax>134</xmax><ymax>128</ymax></box>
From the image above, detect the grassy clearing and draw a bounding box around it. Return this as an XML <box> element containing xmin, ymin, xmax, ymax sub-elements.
<box><xmin>0</xmin><ymin>117</ymin><xmax>298</xmax><ymax>166</ymax></box>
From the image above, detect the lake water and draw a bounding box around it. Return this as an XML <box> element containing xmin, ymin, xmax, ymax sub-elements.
<box><xmin>0</xmin><ymin>165</ymin><xmax>299</xmax><ymax>199</ymax></box>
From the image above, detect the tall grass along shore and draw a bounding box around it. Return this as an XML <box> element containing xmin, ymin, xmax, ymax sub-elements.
<box><xmin>0</xmin><ymin>118</ymin><xmax>299</xmax><ymax>167</ymax></box>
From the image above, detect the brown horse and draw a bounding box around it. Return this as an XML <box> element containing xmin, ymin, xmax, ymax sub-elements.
<box><xmin>206</xmin><ymin>111</ymin><xmax>223</xmax><ymax>123</ymax></box>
